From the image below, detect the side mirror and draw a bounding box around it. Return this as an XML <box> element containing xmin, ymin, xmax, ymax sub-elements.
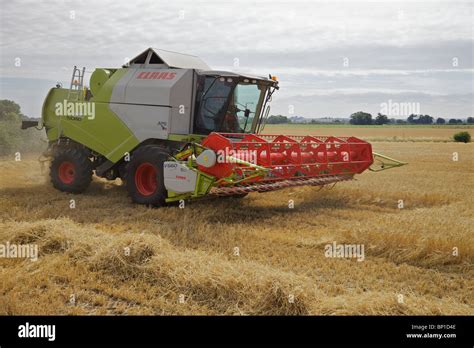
<box><xmin>244</xmin><ymin>108</ymin><xmax>250</xmax><ymax>118</ymax></box>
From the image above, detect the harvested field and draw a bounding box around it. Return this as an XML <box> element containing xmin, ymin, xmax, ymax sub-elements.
<box><xmin>0</xmin><ymin>139</ymin><xmax>473</xmax><ymax>315</ymax></box>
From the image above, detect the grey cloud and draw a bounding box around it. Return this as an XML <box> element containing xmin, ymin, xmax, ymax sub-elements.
<box><xmin>0</xmin><ymin>0</ymin><xmax>472</xmax><ymax>118</ymax></box>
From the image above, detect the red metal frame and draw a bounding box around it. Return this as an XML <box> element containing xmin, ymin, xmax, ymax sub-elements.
<box><xmin>199</xmin><ymin>132</ymin><xmax>374</xmax><ymax>185</ymax></box>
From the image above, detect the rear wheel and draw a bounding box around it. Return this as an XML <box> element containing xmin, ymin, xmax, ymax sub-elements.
<box><xmin>50</xmin><ymin>147</ymin><xmax>93</xmax><ymax>193</ymax></box>
<box><xmin>126</xmin><ymin>145</ymin><xmax>169</xmax><ymax>207</ymax></box>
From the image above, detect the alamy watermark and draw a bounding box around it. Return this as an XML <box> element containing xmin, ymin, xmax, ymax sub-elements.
<box><xmin>0</xmin><ymin>242</ymin><xmax>38</xmax><ymax>261</ymax></box>
<box><xmin>380</xmin><ymin>99</ymin><xmax>420</xmax><ymax>117</ymax></box>
<box><xmin>216</xmin><ymin>148</ymin><xmax>258</xmax><ymax>165</ymax></box>
<box><xmin>324</xmin><ymin>241</ymin><xmax>365</xmax><ymax>262</ymax></box>
<box><xmin>18</xmin><ymin>322</ymin><xmax>55</xmax><ymax>341</ymax></box>
<box><xmin>55</xmin><ymin>100</ymin><xmax>95</xmax><ymax>120</ymax></box>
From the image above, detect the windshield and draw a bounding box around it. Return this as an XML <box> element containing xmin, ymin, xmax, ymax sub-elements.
<box><xmin>193</xmin><ymin>75</ymin><xmax>267</xmax><ymax>134</ymax></box>
<box><xmin>232</xmin><ymin>83</ymin><xmax>265</xmax><ymax>133</ymax></box>
<box><xmin>193</xmin><ymin>76</ymin><xmax>234</xmax><ymax>134</ymax></box>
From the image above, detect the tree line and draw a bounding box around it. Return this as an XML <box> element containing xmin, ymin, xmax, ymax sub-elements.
<box><xmin>349</xmin><ymin>112</ymin><xmax>473</xmax><ymax>125</ymax></box>
<box><xmin>265</xmin><ymin>113</ymin><xmax>474</xmax><ymax>125</ymax></box>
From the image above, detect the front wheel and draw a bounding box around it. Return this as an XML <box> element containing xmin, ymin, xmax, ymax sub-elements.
<box><xmin>125</xmin><ymin>145</ymin><xmax>169</xmax><ymax>207</ymax></box>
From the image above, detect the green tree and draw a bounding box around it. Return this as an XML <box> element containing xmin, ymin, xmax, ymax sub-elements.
<box><xmin>407</xmin><ymin>114</ymin><xmax>433</xmax><ymax>124</ymax></box>
<box><xmin>0</xmin><ymin>100</ymin><xmax>24</xmax><ymax>121</ymax></box>
<box><xmin>436</xmin><ymin>118</ymin><xmax>446</xmax><ymax>124</ymax></box>
<box><xmin>0</xmin><ymin>99</ymin><xmax>45</xmax><ymax>155</ymax></box>
<box><xmin>453</xmin><ymin>131</ymin><xmax>471</xmax><ymax>143</ymax></box>
<box><xmin>350</xmin><ymin>111</ymin><xmax>373</xmax><ymax>125</ymax></box>
<box><xmin>375</xmin><ymin>113</ymin><xmax>389</xmax><ymax>125</ymax></box>
<box><xmin>266</xmin><ymin>115</ymin><xmax>290</xmax><ymax>124</ymax></box>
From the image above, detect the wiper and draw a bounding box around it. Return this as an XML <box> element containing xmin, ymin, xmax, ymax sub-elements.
<box><xmin>201</xmin><ymin>76</ymin><xmax>219</xmax><ymax>99</ymax></box>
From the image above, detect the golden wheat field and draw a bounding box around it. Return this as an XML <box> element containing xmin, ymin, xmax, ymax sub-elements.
<box><xmin>0</xmin><ymin>128</ymin><xmax>473</xmax><ymax>315</ymax></box>
<box><xmin>265</xmin><ymin>124</ymin><xmax>474</xmax><ymax>142</ymax></box>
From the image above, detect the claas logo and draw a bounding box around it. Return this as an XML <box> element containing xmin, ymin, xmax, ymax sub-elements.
<box><xmin>137</xmin><ymin>71</ymin><xmax>177</xmax><ymax>80</ymax></box>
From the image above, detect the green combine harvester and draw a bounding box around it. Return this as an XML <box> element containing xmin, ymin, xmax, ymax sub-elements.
<box><xmin>23</xmin><ymin>48</ymin><xmax>405</xmax><ymax>206</ymax></box>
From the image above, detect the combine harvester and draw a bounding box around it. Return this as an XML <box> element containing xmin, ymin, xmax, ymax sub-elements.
<box><xmin>23</xmin><ymin>48</ymin><xmax>405</xmax><ymax>206</ymax></box>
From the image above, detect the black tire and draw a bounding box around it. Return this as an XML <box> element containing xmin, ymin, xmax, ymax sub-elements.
<box><xmin>50</xmin><ymin>147</ymin><xmax>93</xmax><ymax>193</ymax></box>
<box><xmin>125</xmin><ymin>145</ymin><xmax>169</xmax><ymax>207</ymax></box>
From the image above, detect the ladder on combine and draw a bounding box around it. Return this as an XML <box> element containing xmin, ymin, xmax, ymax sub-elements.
<box><xmin>67</xmin><ymin>66</ymin><xmax>85</xmax><ymax>101</ymax></box>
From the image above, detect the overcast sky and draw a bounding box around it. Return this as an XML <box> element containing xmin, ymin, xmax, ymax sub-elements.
<box><xmin>0</xmin><ymin>0</ymin><xmax>473</xmax><ymax>118</ymax></box>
